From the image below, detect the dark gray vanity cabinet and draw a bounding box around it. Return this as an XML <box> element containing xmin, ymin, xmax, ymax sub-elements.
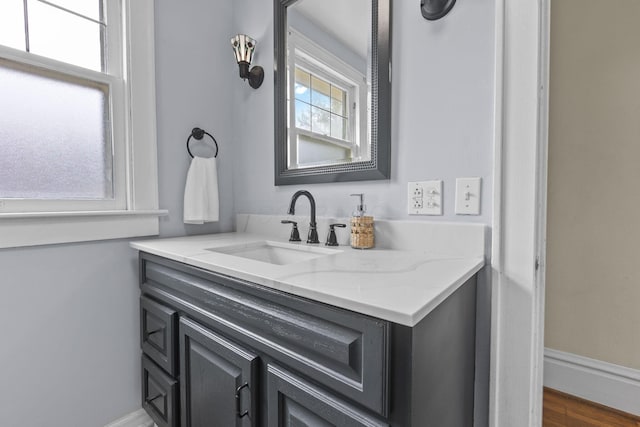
<box><xmin>138</xmin><ymin>252</ymin><xmax>477</xmax><ymax>427</ymax></box>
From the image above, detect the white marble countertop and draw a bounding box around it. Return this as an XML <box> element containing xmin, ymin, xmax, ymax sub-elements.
<box><xmin>131</xmin><ymin>227</ymin><xmax>485</xmax><ymax>326</ymax></box>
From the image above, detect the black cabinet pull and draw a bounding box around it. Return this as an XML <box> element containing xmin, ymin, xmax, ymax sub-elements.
<box><xmin>235</xmin><ymin>382</ymin><xmax>250</xmax><ymax>419</ymax></box>
<box><xmin>146</xmin><ymin>327</ymin><xmax>163</xmax><ymax>336</ymax></box>
<box><xmin>145</xmin><ymin>393</ymin><xmax>163</xmax><ymax>404</ymax></box>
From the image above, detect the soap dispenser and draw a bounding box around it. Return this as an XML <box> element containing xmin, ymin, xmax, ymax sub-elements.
<box><xmin>349</xmin><ymin>193</ymin><xmax>374</xmax><ymax>249</ymax></box>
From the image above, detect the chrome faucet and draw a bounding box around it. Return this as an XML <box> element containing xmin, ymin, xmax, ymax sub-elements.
<box><xmin>287</xmin><ymin>190</ymin><xmax>319</xmax><ymax>244</ymax></box>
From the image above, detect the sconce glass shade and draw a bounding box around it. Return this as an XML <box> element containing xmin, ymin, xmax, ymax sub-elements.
<box><xmin>230</xmin><ymin>34</ymin><xmax>264</xmax><ymax>89</ymax></box>
<box><xmin>231</xmin><ymin>34</ymin><xmax>256</xmax><ymax>66</ymax></box>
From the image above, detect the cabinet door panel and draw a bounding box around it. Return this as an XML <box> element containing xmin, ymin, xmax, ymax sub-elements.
<box><xmin>267</xmin><ymin>364</ymin><xmax>389</xmax><ymax>427</ymax></box>
<box><xmin>179</xmin><ymin>317</ymin><xmax>258</xmax><ymax>427</ymax></box>
<box><xmin>282</xmin><ymin>399</ymin><xmax>334</xmax><ymax>427</ymax></box>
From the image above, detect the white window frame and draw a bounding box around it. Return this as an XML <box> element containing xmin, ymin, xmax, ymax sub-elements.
<box><xmin>287</xmin><ymin>29</ymin><xmax>368</xmax><ymax>169</ymax></box>
<box><xmin>0</xmin><ymin>0</ymin><xmax>165</xmax><ymax>248</ymax></box>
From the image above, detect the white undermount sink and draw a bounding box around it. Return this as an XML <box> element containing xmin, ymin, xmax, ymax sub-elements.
<box><xmin>206</xmin><ymin>240</ymin><xmax>341</xmax><ymax>265</ymax></box>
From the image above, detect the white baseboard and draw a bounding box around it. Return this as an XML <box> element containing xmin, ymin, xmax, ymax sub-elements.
<box><xmin>544</xmin><ymin>348</ymin><xmax>640</xmax><ymax>416</ymax></box>
<box><xmin>104</xmin><ymin>408</ymin><xmax>155</xmax><ymax>427</ymax></box>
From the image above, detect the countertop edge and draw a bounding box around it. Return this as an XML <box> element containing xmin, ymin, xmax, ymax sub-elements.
<box><xmin>131</xmin><ymin>238</ymin><xmax>485</xmax><ymax>327</ymax></box>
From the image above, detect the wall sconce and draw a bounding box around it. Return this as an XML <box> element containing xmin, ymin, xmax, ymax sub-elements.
<box><xmin>230</xmin><ymin>34</ymin><xmax>264</xmax><ymax>89</ymax></box>
<box><xmin>421</xmin><ymin>0</ymin><xmax>456</xmax><ymax>20</ymax></box>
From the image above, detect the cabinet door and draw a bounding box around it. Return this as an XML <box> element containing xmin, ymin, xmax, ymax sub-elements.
<box><xmin>267</xmin><ymin>364</ymin><xmax>389</xmax><ymax>427</ymax></box>
<box><xmin>179</xmin><ymin>317</ymin><xmax>258</xmax><ymax>427</ymax></box>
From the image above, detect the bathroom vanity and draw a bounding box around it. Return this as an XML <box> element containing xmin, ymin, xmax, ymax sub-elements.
<box><xmin>132</xmin><ymin>216</ymin><xmax>486</xmax><ymax>427</ymax></box>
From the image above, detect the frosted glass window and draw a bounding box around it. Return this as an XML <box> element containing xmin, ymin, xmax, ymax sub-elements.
<box><xmin>0</xmin><ymin>59</ymin><xmax>112</xmax><ymax>200</ymax></box>
<box><xmin>28</xmin><ymin>0</ymin><xmax>104</xmax><ymax>71</ymax></box>
<box><xmin>0</xmin><ymin>1</ymin><xmax>26</xmax><ymax>51</ymax></box>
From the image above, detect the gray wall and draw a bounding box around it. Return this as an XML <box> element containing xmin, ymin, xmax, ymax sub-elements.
<box><xmin>0</xmin><ymin>241</ymin><xmax>140</xmax><ymax>426</ymax></box>
<box><xmin>155</xmin><ymin>0</ymin><xmax>236</xmax><ymax>237</ymax></box>
<box><xmin>231</xmin><ymin>0</ymin><xmax>495</xmax><ymax>223</ymax></box>
<box><xmin>0</xmin><ymin>1</ymin><xmax>236</xmax><ymax>426</ymax></box>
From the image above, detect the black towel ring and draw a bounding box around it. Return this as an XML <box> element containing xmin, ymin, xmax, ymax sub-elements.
<box><xmin>186</xmin><ymin>127</ymin><xmax>218</xmax><ymax>158</ymax></box>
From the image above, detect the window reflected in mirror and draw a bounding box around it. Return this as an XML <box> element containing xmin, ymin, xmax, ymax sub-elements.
<box><xmin>287</xmin><ymin>30</ymin><xmax>370</xmax><ymax>169</ymax></box>
<box><xmin>286</xmin><ymin>0</ymin><xmax>371</xmax><ymax>170</ymax></box>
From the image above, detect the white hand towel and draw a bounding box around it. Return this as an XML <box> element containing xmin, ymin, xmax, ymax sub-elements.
<box><xmin>183</xmin><ymin>157</ymin><xmax>219</xmax><ymax>224</ymax></box>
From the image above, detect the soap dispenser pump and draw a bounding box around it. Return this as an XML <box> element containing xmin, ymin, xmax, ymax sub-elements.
<box><xmin>349</xmin><ymin>193</ymin><xmax>374</xmax><ymax>249</ymax></box>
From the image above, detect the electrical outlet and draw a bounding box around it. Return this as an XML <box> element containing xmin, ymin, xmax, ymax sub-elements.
<box><xmin>412</xmin><ymin>197</ymin><xmax>423</xmax><ymax>209</ymax></box>
<box><xmin>408</xmin><ymin>181</ymin><xmax>442</xmax><ymax>215</ymax></box>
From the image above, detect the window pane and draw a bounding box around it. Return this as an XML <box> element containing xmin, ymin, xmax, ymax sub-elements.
<box><xmin>311</xmin><ymin>106</ymin><xmax>330</xmax><ymax>135</ymax></box>
<box><xmin>331</xmin><ymin>86</ymin><xmax>346</xmax><ymax>115</ymax></box>
<box><xmin>28</xmin><ymin>0</ymin><xmax>103</xmax><ymax>71</ymax></box>
<box><xmin>331</xmin><ymin>115</ymin><xmax>346</xmax><ymax>140</ymax></box>
<box><xmin>295</xmin><ymin>100</ymin><xmax>311</xmax><ymax>131</ymax></box>
<box><xmin>45</xmin><ymin>0</ymin><xmax>103</xmax><ymax>22</ymax></box>
<box><xmin>0</xmin><ymin>0</ymin><xmax>26</xmax><ymax>50</ymax></box>
<box><xmin>311</xmin><ymin>76</ymin><xmax>330</xmax><ymax>110</ymax></box>
<box><xmin>0</xmin><ymin>60</ymin><xmax>112</xmax><ymax>200</ymax></box>
<box><xmin>294</xmin><ymin>68</ymin><xmax>310</xmax><ymax>103</ymax></box>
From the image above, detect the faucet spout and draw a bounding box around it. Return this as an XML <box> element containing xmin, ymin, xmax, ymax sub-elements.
<box><xmin>288</xmin><ymin>190</ymin><xmax>319</xmax><ymax>243</ymax></box>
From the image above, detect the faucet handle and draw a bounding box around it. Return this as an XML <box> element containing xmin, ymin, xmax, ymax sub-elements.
<box><xmin>281</xmin><ymin>220</ymin><xmax>301</xmax><ymax>242</ymax></box>
<box><xmin>325</xmin><ymin>223</ymin><xmax>346</xmax><ymax>246</ymax></box>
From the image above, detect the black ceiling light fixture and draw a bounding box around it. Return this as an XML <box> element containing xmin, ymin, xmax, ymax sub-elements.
<box><xmin>420</xmin><ymin>0</ymin><xmax>456</xmax><ymax>20</ymax></box>
<box><xmin>230</xmin><ymin>34</ymin><xmax>264</xmax><ymax>89</ymax></box>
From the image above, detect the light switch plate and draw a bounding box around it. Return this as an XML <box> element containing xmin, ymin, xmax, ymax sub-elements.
<box><xmin>455</xmin><ymin>177</ymin><xmax>481</xmax><ymax>215</ymax></box>
<box><xmin>408</xmin><ymin>180</ymin><xmax>442</xmax><ymax>215</ymax></box>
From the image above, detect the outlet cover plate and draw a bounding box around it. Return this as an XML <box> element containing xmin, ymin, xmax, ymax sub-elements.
<box><xmin>455</xmin><ymin>177</ymin><xmax>481</xmax><ymax>215</ymax></box>
<box><xmin>408</xmin><ymin>180</ymin><xmax>443</xmax><ymax>215</ymax></box>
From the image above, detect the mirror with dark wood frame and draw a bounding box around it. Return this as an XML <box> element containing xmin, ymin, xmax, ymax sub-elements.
<box><xmin>274</xmin><ymin>0</ymin><xmax>391</xmax><ymax>185</ymax></box>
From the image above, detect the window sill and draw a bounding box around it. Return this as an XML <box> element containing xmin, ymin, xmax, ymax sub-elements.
<box><xmin>0</xmin><ymin>209</ymin><xmax>168</xmax><ymax>249</ymax></box>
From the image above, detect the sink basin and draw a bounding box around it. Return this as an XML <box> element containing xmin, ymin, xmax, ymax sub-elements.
<box><xmin>206</xmin><ymin>241</ymin><xmax>341</xmax><ymax>265</ymax></box>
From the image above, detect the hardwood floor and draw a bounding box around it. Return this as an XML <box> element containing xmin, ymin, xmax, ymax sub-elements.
<box><xmin>543</xmin><ymin>387</ymin><xmax>640</xmax><ymax>427</ymax></box>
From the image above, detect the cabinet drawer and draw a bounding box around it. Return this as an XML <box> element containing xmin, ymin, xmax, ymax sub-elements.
<box><xmin>267</xmin><ymin>364</ymin><xmax>388</xmax><ymax>427</ymax></box>
<box><xmin>140</xmin><ymin>296</ymin><xmax>177</xmax><ymax>376</ymax></box>
<box><xmin>142</xmin><ymin>355</ymin><xmax>178</xmax><ymax>427</ymax></box>
<box><xmin>141</xmin><ymin>253</ymin><xmax>390</xmax><ymax>416</ymax></box>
